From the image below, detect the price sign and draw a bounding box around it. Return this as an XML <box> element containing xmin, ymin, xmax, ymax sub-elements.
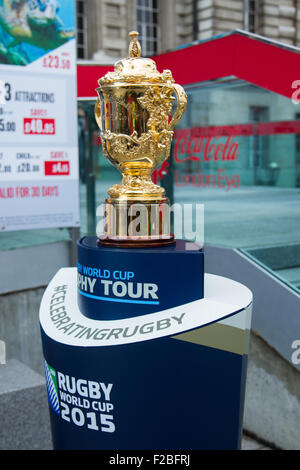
<box><xmin>0</xmin><ymin>117</ymin><xmax>16</xmax><ymax>132</ymax></box>
<box><xmin>0</xmin><ymin>1</ymin><xmax>79</xmax><ymax>232</ymax></box>
<box><xmin>24</xmin><ymin>118</ymin><xmax>56</xmax><ymax>135</ymax></box>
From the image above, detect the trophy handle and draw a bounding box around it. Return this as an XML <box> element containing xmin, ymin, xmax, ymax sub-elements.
<box><xmin>95</xmin><ymin>97</ymin><xmax>112</xmax><ymax>161</ymax></box>
<box><xmin>94</xmin><ymin>97</ymin><xmax>102</xmax><ymax>131</ymax></box>
<box><xmin>168</xmin><ymin>84</ymin><xmax>187</xmax><ymax>130</ymax></box>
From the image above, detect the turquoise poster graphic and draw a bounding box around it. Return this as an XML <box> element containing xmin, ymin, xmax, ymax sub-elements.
<box><xmin>0</xmin><ymin>0</ymin><xmax>75</xmax><ymax>65</ymax></box>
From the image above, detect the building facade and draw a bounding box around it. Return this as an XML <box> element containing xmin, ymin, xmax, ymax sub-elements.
<box><xmin>76</xmin><ymin>0</ymin><xmax>300</xmax><ymax>61</ymax></box>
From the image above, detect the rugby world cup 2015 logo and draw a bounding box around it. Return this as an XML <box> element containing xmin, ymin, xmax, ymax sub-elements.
<box><xmin>44</xmin><ymin>360</ymin><xmax>60</xmax><ymax>415</ymax></box>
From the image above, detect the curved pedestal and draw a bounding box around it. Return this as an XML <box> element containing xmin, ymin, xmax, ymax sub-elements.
<box><xmin>40</xmin><ymin>267</ymin><xmax>252</xmax><ymax>450</ymax></box>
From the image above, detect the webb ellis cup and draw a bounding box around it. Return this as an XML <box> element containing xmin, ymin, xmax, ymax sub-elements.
<box><xmin>95</xmin><ymin>31</ymin><xmax>187</xmax><ymax>247</ymax></box>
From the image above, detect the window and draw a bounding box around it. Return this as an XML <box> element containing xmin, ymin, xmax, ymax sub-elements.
<box><xmin>76</xmin><ymin>0</ymin><xmax>87</xmax><ymax>59</ymax></box>
<box><xmin>106</xmin><ymin>4</ymin><xmax>121</xmax><ymax>18</ymax></box>
<box><xmin>244</xmin><ymin>0</ymin><xmax>258</xmax><ymax>33</ymax></box>
<box><xmin>249</xmin><ymin>106</ymin><xmax>270</xmax><ymax>185</ymax></box>
<box><xmin>106</xmin><ymin>26</ymin><xmax>121</xmax><ymax>39</ymax></box>
<box><xmin>136</xmin><ymin>0</ymin><xmax>160</xmax><ymax>56</ymax></box>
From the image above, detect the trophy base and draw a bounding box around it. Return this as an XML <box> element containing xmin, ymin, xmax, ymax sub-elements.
<box><xmin>98</xmin><ymin>233</ymin><xmax>175</xmax><ymax>248</ymax></box>
<box><xmin>100</xmin><ymin>197</ymin><xmax>173</xmax><ymax>247</ymax></box>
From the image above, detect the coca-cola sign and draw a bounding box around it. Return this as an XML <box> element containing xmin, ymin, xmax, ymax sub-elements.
<box><xmin>174</xmin><ymin>126</ymin><xmax>240</xmax><ymax>163</ymax></box>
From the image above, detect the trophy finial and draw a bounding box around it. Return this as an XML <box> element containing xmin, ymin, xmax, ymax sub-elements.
<box><xmin>129</xmin><ymin>31</ymin><xmax>141</xmax><ymax>58</ymax></box>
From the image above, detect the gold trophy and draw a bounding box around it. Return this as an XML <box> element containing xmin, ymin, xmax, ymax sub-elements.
<box><xmin>95</xmin><ymin>31</ymin><xmax>187</xmax><ymax>247</ymax></box>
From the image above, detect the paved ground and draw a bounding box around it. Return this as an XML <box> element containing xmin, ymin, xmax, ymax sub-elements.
<box><xmin>1</xmin><ymin>183</ymin><xmax>298</xmax><ymax>250</ymax></box>
<box><xmin>82</xmin><ymin>181</ymin><xmax>300</xmax><ymax>250</ymax></box>
<box><xmin>174</xmin><ymin>185</ymin><xmax>300</xmax><ymax>250</ymax></box>
<box><xmin>0</xmin><ymin>182</ymin><xmax>299</xmax><ymax>292</ymax></box>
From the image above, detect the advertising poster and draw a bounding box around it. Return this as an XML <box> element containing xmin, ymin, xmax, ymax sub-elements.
<box><xmin>0</xmin><ymin>0</ymin><xmax>79</xmax><ymax>231</ymax></box>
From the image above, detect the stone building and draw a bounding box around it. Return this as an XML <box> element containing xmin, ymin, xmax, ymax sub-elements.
<box><xmin>76</xmin><ymin>0</ymin><xmax>300</xmax><ymax>61</ymax></box>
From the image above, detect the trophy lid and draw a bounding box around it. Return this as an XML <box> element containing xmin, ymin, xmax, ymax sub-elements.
<box><xmin>98</xmin><ymin>31</ymin><xmax>175</xmax><ymax>86</ymax></box>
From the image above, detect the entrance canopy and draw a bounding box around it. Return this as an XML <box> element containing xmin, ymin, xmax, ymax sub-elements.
<box><xmin>77</xmin><ymin>30</ymin><xmax>300</xmax><ymax>99</ymax></box>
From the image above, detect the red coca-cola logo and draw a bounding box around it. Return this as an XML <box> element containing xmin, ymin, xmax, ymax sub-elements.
<box><xmin>174</xmin><ymin>127</ymin><xmax>239</xmax><ymax>163</ymax></box>
<box><xmin>154</xmin><ymin>126</ymin><xmax>241</xmax><ymax>190</ymax></box>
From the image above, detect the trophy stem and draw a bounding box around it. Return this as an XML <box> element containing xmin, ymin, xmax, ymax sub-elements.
<box><xmin>108</xmin><ymin>161</ymin><xmax>165</xmax><ymax>201</ymax></box>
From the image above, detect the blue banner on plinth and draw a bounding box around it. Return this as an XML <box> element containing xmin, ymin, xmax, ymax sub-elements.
<box><xmin>77</xmin><ymin>237</ymin><xmax>204</xmax><ymax>320</ymax></box>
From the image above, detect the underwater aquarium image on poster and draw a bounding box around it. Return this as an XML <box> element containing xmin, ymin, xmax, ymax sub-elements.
<box><xmin>0</xmin><ymin>0</ymin><xmax>75</xmax><ymax>65</ymax></box>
